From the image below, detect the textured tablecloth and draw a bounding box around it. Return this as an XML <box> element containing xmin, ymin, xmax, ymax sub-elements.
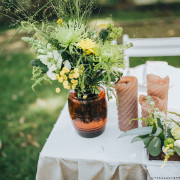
<box><xmin>36</xmin><ymin>100</ymin><xmax>152</xmax><ymax>180</ymax></box>
<box><xmin>36</xmin><ymin>64</ymin><xmax>180</xmax><ymax>180</ymax></box>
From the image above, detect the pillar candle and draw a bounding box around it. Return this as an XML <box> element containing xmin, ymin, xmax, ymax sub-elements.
<box><xmin>115</xmin><ymin>76</ymin><xmax>138</xmax><ymax>131</ymax></box>
<box><xmin>147</xmin><ymin>74</ymin><xmax>169</xmax><ymax>112</ymax></box>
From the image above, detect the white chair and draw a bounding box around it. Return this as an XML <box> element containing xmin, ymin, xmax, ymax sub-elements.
<box><xmin>123</xmin><ymin>34</ymin><xmax>180</xmax><ymax>76</ymax></box>
<box><xmin>122</xmin><ymin>35</ymin><xmax>180</xmax><ymax>112</ymax></box>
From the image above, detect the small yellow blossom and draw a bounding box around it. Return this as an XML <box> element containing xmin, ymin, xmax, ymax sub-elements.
<box><xmin>57</xmin><ymin>18</ymin><xmax>63</xmax><ymax>25</ymax></box>
<box><xmin>56</xmin><ymin>74</ymin><xmax>59</xmax><ymax>80</ymax></box>
<box><xmin>69</xmin><ymin>74</ymin><xmax>74</xmax><ymax>79</ymax></box>
<box><xmin>62</xmin><ymin>75</ymin><xmax>67</xmax><ymax>80</ymax></box>
<box><xmin>79</xmin><ymin>70</ymin><xmax>83</xmax><ymax>75</ymax></box>
<box><xmin>63</xmin><ymin>81</ymin><xmax>68</xmax><ymax>87</ymax></box>
<box><xmin>80</xmin><ymin>65</ymin><xmax>85</xmax><ymax>70</ymax></box>
<box><xmin>60</xmin><ymin>71</ymin><xmax>65</xmax><ymax>76</ymax></box>
<box><xmin>72</xmin><ymin>86</ymin><xmax>76</xmax><ymax>90</ymax></box>
<box><xmin>74</xmin><ymin>68</ymin><xmax>79</xmax><ymax>73</ymax></box>
<box><xmin>77</xmin><ymin>38</ymin><xmax>96</xmax><ymax>55</ymax></box>
<box><xmin>98</xmin><ymin>23</ymin><xmax>107</xmax><ymax>29</ymax></box>
<box><xmin>83</xmin><ymin>95</ymin><xmax>87</xmax><ymax>99</ymax></box>
<box><xmin>56</xmin><ymin>88</ymin><xmax>61</xmax><ymax>93</ymax></box>
<box><xmin>66</xmin><ymin>85</ymin><xmax>70</xmax><ymax>90</ymax></box>
<box><xmin>71</xmin><ymin>79</ymin><xmax>75</xmax><ymax>84</ymax></box>
<box><xmin>73</xmin><ymin>80</ymin><xmax>78</xmax><ymax>85</ymax></box>
<box><xmin>73</xmin><ymin>73</ymin><xmax>79</xmax><ymax>79</ymax></box>
<box><xmin>63</xmin><ymin>67</ymin><xmax>70</xmax><ymax>73</ymax></box>
<box><xmin>58</xmin><ymin>77</ymin><xmax>63</xmax><ymax>83</ymax></box>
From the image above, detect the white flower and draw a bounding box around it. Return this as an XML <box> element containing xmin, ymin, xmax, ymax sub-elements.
<box><xmin>53</xmin><ymin>50</ymin><xmax>60</xmax><ymax>60</ymax></box>
<box><xmin>38</xmin><ymin>55</ymin><xmax>51</xmax><ymax>68</ymax></box>
<box><xmin>64</xmin><ymin>60</ymin><xmax>71</xmax><ymax>70</ymax></box>
<box><xmin>174</xmin><ymin>140</ymin><xmax>180</xmax><ymax>148</ymax></box>
<box><xmin>155</xmin><ymin>108</ymin><xmax>159</xmax><ymax>112</ymax></box>
<box><xmin>111</xmin><ymin>40</ymin><xmax>117</xmax><ymax>45</ymax></box>
<box><xmin>47</xmin><ymin>43</ymin><xmax>52</xmax><ymax>50</ymax></box>
<box><xmin>154</xmin><ymin>111</ymin><xmax>165</xmax><ymax>119</ymax></box>
<box><xmin>47</xmin><ymin>52</ymin><xmax>53</xmax><ymax>59</ymax></box>
<box><xmin>57</xmin><ymin>56</ymin><xmax>63</xmax><ymax>68</ymax></box>
<box><xmin>47</xmin><ymin>65</ymin><xmax>57</xmax><ymax>80</ymax></box>
<box><xmin>38</xmin><ymin>55</ymin><xmax>48</xmax><ymax>61</ymax></box>
<box><xmin>171</xmin><ymin>125</ymin><xmax>180</xmax><ymax>140</ymax></box>
<box><xmin>38</xmin><ymin>49</ymin><xmax>45</xmax><ymax>54</ymax></box>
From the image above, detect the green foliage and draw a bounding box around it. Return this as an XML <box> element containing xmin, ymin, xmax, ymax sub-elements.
<box><xmin>99</xmin><ymin>29</ymin><xmax>109</xmax><ymax>42</ymax></box>
<box><xmin>32</xmin><ymin>66</ymin><xmax>52</xmax><ymax>91</ymax></box>
<box><xmin>152</xmin><ymin>127</ymin><xmax>162</xmax><ymax>137</ymax></box>
<box><xmin>51</xmin><ymin>0</ymin><xmax>94</xmax><ymax>24</ymax></box>
<box><xmin>148</xmin><ymin>137</ymin><xmax>162</xmax><ymax>157</ymax></box>
<box><xmin>143</xmin><ymin>136</ymin><xmax>154</xmax><ymax>148</ymax></box>
<box><xmin>164</xmin><ymin>138</ymin><xmax>175</xmax><ymax>147</ymax></box>
<box><xmin>51</xmin><ymin>21</ymin><xmax>87</xmax><ymax>49</ymax></box>
<box><xmin>30</xmin><ymin>59</ymin><xmax>48</xmax><ymax>73</ymax></box>
<box><xmin>174</xmin><ymin>147</ymin><xmax>180</xmax><ymax>156</ymax></box>
<box><xmin>119</xmin><ymin>127</ymin><xmax>152</xmax><ymax>138</ymax></box>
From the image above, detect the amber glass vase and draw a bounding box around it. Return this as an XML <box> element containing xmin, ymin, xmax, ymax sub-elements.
<box><xmin>68</xmin><ymin>87</ymin><xmax>107</xmax><ymax>138</ymax></box>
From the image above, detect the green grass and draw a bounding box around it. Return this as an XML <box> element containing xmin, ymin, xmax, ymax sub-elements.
<box><xmin>0</xmin><ymin>52</ymin><xmax>68</xmax><ymax>180</ymax></box>
<box><xmin>130</xmin><ymin>56</ymin><xmax>180</xmax><ymax>68</ymax></box>
<box><xmin>93</xmin><ymin>4</ymin><xmax>180</xmax><ymax>21</ymax></box>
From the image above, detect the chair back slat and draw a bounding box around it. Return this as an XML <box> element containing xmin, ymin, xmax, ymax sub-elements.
<box><xmin>126</xmin><ymin>47</ymin><xmax>180</xmax><ymax>57</ymax></box>
<box><xmin>123</xmin><ymin>34</ymin><xmax>180</xmax><ymax>70</ymax></box>
<box><xmin>129</xmin><ymin>37</ymin><xmax>180</xmax><ymax>47</ymax></box>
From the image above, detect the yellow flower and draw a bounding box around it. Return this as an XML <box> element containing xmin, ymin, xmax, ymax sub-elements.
<box><xmin>79</xmin><ymin>70</ymin><xmax>83</xmax><ymax>75</ymax></box>
<box><xmin>58</xmin><ymin>77</ymin><xmax>63</xmax><ymax>83</ymax></box>
<box><xmin>60</xmin><ymin>71</ymin><xmax>65</xmax><ymax>76</ymax></box>
<box><xmin>80</xmin><ymin>65</ymin><xmax>85</xmax><ymax>70</ymax></box>
<box><xmin>63</xmin><ymin>81</ymin><xmax>68</xmax><ymax>87</ymax></box>
<box><xmin>69</xmin><ymin>74</ymin><xmax>74</xmax><ymax>79</ymax></box>
<box><xmin>56</xmin><ymin>74</ymin><xmax>60</xmax><ymax>80</ymax></box>
<box><xmin>98</xmin><ymin>23</ymin><xmax>107</xmax><ymax>29</ymax></box>
<box><xmin>57</xmin><ymin>18</ymin><xmax>63</xmax><ymax>25</ymax></box>
<box><xmin>71</xmin><ymin>79</ymin><xmax>75</xmax><ymax>84</ymax></box>
<box><xmin>83</xmin><ymin>95</ymin><xmax>87</xmax><ymax>99</ymax></box>
<box><xmin>63</xmin><ymin>67</ymin><xmax>70</xmax><ymax>73</ymax></box>
<box><xmin>62</xmin><ymin>75</ymin><xmax>67</xmax><ymax>80</ymax></box>
<box><xmin>73</xmin><ymin>80</ymin><xmax>78</xmax><ymax>85</ymax></box>
<box><xmin>77</xmin><ymin>38</ymin><xmax>96</xmax><ymax>55</ymax></box>
<box><xmin>73</xmin><ymin>73</ymin><xmax>79</xmax><ymax>79</ymax></box>
<box><xmin>56</xmin><ymin>88</ymin><xmax>61</xmax><ymax>93</ymax></box>
<box><xmin>66</xmin><ymin>85</ymin><xmax>70</xmax><ymax>90</ymax></box>
<box><xmin>72</xmin><ymin>86</ymin><xmax>76</xmax><ymax>90</ymax></box>
<box><xmin>74</xmin><ymin>68</ymin><xmax>79</xmax><ymax>73</ymax></box>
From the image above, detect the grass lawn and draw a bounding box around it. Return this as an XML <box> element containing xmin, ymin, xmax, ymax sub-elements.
<box><xmin>0</xmin><ymin>52</ymin><xmax>68</xmax><ymax>180</ymax></box>
<box><xmin>130</xmin><ymin>56</ymin><xmax>180</xmax><ymax>68</ymax></box>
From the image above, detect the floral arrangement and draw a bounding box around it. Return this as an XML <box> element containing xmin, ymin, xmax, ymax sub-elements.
<box><xmin>13</xmin><ymin>0</ymin><xmax>131</xmax><ymax>99</ymax></box>
<box><xmin>119</xmin><ymin>96</ymin><xmax>180</xmax><ymax>167</ymax></box>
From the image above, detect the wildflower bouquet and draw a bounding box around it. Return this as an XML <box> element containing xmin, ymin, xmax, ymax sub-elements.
<box><xmin>18</xmin><ymin>0</ymin><xmax>129</xmax><ymax>99</ymax></box>
<box><xmin>119</xmin><ymin>96</ymin><xmax>180</xmax><ymax>167</ymax></box>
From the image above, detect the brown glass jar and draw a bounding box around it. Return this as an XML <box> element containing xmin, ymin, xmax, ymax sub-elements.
<box><xmin>68</xmin><ymin>87</ymin><xmax>107</xmax><ymax>138</ymax></box>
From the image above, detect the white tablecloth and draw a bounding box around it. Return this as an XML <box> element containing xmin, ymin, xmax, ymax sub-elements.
<box><xmin>36</xmin><ymin>64</ymin><xmax>180</xmax><ymax>180</ymax></box>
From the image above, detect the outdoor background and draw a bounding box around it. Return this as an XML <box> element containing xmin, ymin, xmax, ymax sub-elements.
<box><xmin>0</xmin><ymin>0</ymin><xmax>180</xmax><ymax>179</ymax></box>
